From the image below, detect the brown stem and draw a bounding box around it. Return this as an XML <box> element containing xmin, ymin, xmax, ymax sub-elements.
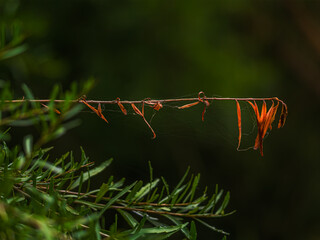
<box><xmin>4</xmin><ymin>96</ymin><xmax>284</xmax><ymax>104</ymax></box>
<box><xmin>79</xmin><ymin>224</ymin><xmax>110</xmax><ymax>238</ymax></box>
<box><xmin>36</xmin><ymin>186</ymin><xmax>192</xmax><ymax>207</ymax></box>
<box><xmin>74</xmin><ymin>200</ymin><xmax>227</xmax><ymax>219</ymax></box>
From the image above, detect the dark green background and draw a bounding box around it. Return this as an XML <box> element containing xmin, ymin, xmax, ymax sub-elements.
<box><xmin>1</xmin><ymin>0</ymin><xmax>320</xmax><ymax>239</ymax></box>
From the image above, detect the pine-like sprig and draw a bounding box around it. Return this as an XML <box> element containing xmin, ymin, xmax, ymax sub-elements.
<box><xmin>0</xmin><ymin>82</ymin><xmax>231</xmax><ymax>240</ymax></box>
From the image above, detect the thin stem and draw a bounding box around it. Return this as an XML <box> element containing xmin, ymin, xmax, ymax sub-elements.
<box><xmin>13</xmin><ymin>186</ymin><xmax>31</xmax><ymax>199</ymax></box>
<box><xmin>74</xmin><ymin>200</ymin><xmax>229</xmax><ymax>219</ymax></box>
<box><xmin>12</xmin><ymin>185</ymin><xmax>109</xmax><ymax>238</ymax></box>
<box><xmin>4</xmin><ymin>96</ymin><xmax>284</xmax><ymax>105</ymax></box>
<box><xmin>79</xmin><ymin>224</ymin><xmax>110</xmax><ymax>238</ymax></box>
<box><xmin>36</xmin><ymin>186</ymin><xmax>192</xmax><ymax>207</ymax></box>
<box><xmin>109</xmin><ymin>205</ymin><xmax>227</xmax><ymax>218</ymax></box>
<box><xmin>51</xmin><ymin>162</ymin><xmax>95</xmax><ymax>180</ymax></box>
<box><xmin>3</xmin><ymin>92</ymin><xmax>287</xmax><ymax>154</ymax></box>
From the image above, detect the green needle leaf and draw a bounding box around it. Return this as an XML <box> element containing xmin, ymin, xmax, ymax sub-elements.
<box><xmin>98</xmin><ymin>182</ymin><xmax>136</xmax><ymax>217</ymax></box>
<box><xmin>70</xmin><ymin>158</ymin><xmax>113</xmax><ymax>189</ymax></box>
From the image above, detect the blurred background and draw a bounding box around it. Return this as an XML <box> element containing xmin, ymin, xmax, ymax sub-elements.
<box><xmin>1</xmin><ymin>0</ymin><xmax>320</xmax><ymax>239</ymax></box>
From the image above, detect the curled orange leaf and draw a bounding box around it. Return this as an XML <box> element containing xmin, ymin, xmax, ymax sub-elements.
<box><xmin>131</xmin><ymin>103</ymin><xmax>156</xmax><ymax>139</ymax></box>
<box><xmin>116</xmin><ymin>98</ymin><xmax>127</xmax><ymax>115</ymax></box>
<box><xmin>142</xmin><ymin>101</ymin><xmax>145</xmax><ymax>116</ymax></box>
<box><xmin>198</xmin><ymin>91</ymin><xmax>210</xmax><ymax>122</ymax></box>
<box><xmin>41</xmin><ymin>103</ymin><xmax>61</xmax><ymax>114</ymax></box>
<box><xmin>278</xmin><ymin>102</ymin><xmax>288</xmax><ymax>128</ymax></box>
<box><xmin>80</xmin><ymin>98</ymin><xmax>98</xmax><ymax>114</ymax></box>
<box><xmin>178</xmin><ymin>101</ymin><xmax>199</xmax><ymax>109</ymax></box>
<box><xmin>80</xmin><ymin>98</ymin><xmax>108</xmax><ymax>123</ymax></box>
<box><xmin>201</xmin><ymin>105</ymin><xmax>209</xmax><ymax>122</ymax></box>
<box><xmin>269</xmin><ymin>101</ymin><xmax>279</xmax><ymax>130</ymax></box>
<box><xmin>152</xmin><ymin>102</ymin><xmax>163</xmax><ymax>111</ymax></box>
<box><xmin>143</xmin><ymin>119</ymin><xmax>156</xmax><ymax>139</ymax></box>
<box><xmin>145</xmin><ymin>100</ymin><xmax>163</xmax><ymax>111</ymax></box>
<box><xmin>257</xmin><ymin>101</ymin><xmax>274</xmax><ymax>153</ymax></box>
<box><xmin>247</xmin><ymin>100</ymin><xmax>281</xmax><ymax>156</ymax></box>
<box><xmin>97</xmin><ymin>103</ymin><xmax>109</xmax><ymax>123</ymax></box>
<box><xmin>235</xmin><ymin>100</ymin><xmax>241</xmax><ymax>150</ymax></box>
<box><xmin>131</xmin><ymin>103</ymin><xmax>143</xmax><ymax>117</ymax></box>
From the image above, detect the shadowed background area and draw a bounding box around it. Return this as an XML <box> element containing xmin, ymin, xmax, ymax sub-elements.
<box><xmin>1</xmin><ymin>0</ymin><xmax>320</xmax><ymax>239</ymax></box>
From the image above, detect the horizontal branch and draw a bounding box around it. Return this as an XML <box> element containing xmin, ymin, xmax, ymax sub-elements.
<box><xmin>5</xmin><ymin>96</ymin><xmax>283</xmax><ymax>105</ymax></box>
<box><xmin>3</xmin><ymin>92</ymin><xmax>288</xmax><ymax>155</ymax></box>
<box><xmin>36</xmin><ymin>186</ymin><xmax>193</xmax><ymax>207</ymax></box>
<box><xmin>29</xmin><ymin>185</ymin><xmax>231</xmax><ymax>218</ymax></box>
<box><xmin>74</xmin><ymin>199</ymin><xmax>232</xmax><ymax>219</ymax></box>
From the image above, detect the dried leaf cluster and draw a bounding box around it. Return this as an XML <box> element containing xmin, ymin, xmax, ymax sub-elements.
<box><xmin>236</xmin><ymin>98</ymin><xmax>288</xmax><ymax>156</ymax></box>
